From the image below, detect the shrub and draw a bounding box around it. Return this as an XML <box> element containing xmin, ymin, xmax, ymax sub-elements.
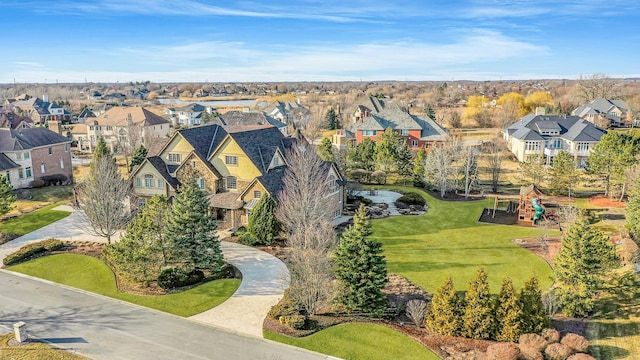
<box><xmin>29</xmin><ymin>180</ymin><xmax>45</xmax><ymax>188</ymax></box>
<box><xmin>3</xmin><ymin>238</ymin><xmax>64</xmax><ymax>266</ymax></box>
<box><xmin>157</xmin><ymin>267</ymin><xmax>204</xmax><ymax>289</ymax></box>
<box><xmin>518</xmin><ymin>345</ymin><xmax>544</xmax><ymax>360</ymax></box>
<box><xmin>542</xmin><ymin>328</ymin><xmax>561</xmax><ymax>344</ymax></box>
<box><xmin>405</xmin><ymin>299</ymin><xmax>428</xmax><ymax>327</ymax></box>
<box><xmin>40</xmin><ymin>174</ymin><xmax>68</xmax><ymax>186</ymax></box>
<box><xmin>413</xmin><ymin>178</ymin><xmax>426</xmax><ymax>188</ymax></box>
<box><xmin>238</xmin><ymin>232</ymin><xmax>258</xmax><ymax>246</ymax></box>
<box><xmin>267</xmin><ymin>290</ymin><xmax>300</xmax><ymax>319</ymax></box>
<box><xmin>349</xmin><ymin>169</ymin><xmax>370</xmax><ymax>183</ymax></box>
<box><xmin>519</xmin><ymin>333</ymin><xmax>547</xmax><ymax>352</ymax></box>
<box><xmin>561</xmin><ymin>333</ymin><xmax>589</xmax><ymax>353</ymax></box>
<box><xmin>279</xmin><ymin>315</ymin><xmax>306</xmax><ymax>330</ymax></box>
<box><xmin>486</xmin><ymin>343</ymin><xmax>520</xmax><ymax>360</ymax></box>
<box><xmin>397</xmin><ymin>192</ymin><xmax>426</xmax><ymax>206</ymax></box>
<box><xmin>370</xmin><ymin>170</ymin><xmax>386</xmax><ymax>185</ymax></box>
<box><xmin>544</xmin><ymin>343</ymin><xmax>573</xmax><ymax>360</ymax></box>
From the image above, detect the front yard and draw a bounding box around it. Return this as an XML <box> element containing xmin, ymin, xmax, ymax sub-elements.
<box><xmin>0</xmin><ymin>203</ymin><xmax>71</xmax><ymax>237</ymax></box>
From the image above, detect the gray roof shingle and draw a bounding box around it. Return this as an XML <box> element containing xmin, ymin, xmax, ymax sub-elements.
<box><xmin>0</xmin><ymin>127</ymin><xmax>71</xmax><ymax>151</ymax></box>
<box><xmin>506</xmin><ymin>115</ymin><xmax>606</xmax><ymax>142</ymax></box>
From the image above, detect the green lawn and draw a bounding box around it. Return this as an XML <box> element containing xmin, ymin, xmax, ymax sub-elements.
<box><xmin>371</xmin><ymin>186</ymin><xmax>555</xmax><ymax>293</ymax></box>
<box><xmin>265</xmin><ymin>323</ymin><xmax>439</xmax><ymax>360</ymax></box>
<box><xmin>9</xmin><ymin>254</ymin><xmax>240</xmax><ymax>317</ymax></box>
<box><xmin>0</xmin><ymin>203</ymin><xmax>71</xmax><ymax>235</ymax></box>
<box><xmin>0</xmin><ymin>333</ymin><xmax>87</xmax><ymax>360</ymax></box>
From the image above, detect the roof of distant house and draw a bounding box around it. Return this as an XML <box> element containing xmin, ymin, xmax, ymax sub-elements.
<box><xmin>0</xmin><ymin>153</ymin><xmax>19</xmax><ymax>171</ymax></box>
<box><xmin>0</xmin><ymin>127</ymin><xmax>71</xmax><ymax>151</ymax></box>
<box><xmin>506</xmin><ymin>114</ymin><xmax>606</xmax><ymax>142</ymax></box>
<box><xmin>572</xmin><ymin>98</ymin><xmax>633</xmax><ymax>118</ymax></box>
<box><xmin>87</xmin><ymin>107</ymin><xmax>170</xmax><ymax>127</ymax></box>
<box><xmin>0</xmin><ymin>112</ymin><xmax>34</xmax><ymax>129</ymax></box>
<box><xmin>217</xmin><ymin>110</ymin><xmax>286</xmax><ymax>129</ymax></box>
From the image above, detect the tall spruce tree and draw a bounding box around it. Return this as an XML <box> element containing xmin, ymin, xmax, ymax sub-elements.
<box><xmin>396</xmin><ymin>140</ymin><xmax>414</xmax><ymax>182</ymax></box>
<box><xmin>462</xmin><ymin>268</ymin><xmax>495</xmax><ymax>340</ymax></box>
<box><xmin>518</xmin><ymin>276</ymin><xmax>549</xmax><ymax>334</ymax></box>
<box><xmin>554</xmin><ymin>212</ymin><xmax>619</xmax><ymax>317</ymax></box>
<box><xmin>318</xmin><ymin>137</ymin><xmax>335</xmax><ymax>162</ymax></box>
<box><xmin>426</xmin><ymin>277</ymin><xmax>461</xmax><ymax>336</ymax></box>
<box><xmin>495</xmin><ymin>277</ymin><xmax>522</xmax><ymax>342</ymax></box>
<box><xmin>325</xmin><ymin>108</ymin><xmax>339</xmax><ymax>130</ymax></box>
<box><xmin>0</xmin><ymin>174</ymin><xmax>16</xmax><ymax>217</ymax></box>
<box><xmin>245</xmin><ymin>194</ymin><xmax>281</xmax><ymax>245</ymax></box>
<box><xmin>356</xmin><ymin>138</ymin><xmax>377</xmax><ymax>171</ymax></box>
<box><xmin>165</xmin><ymin>177</ymin><xmax>223</xmax><ymax>273</ymax></box>
<box><xmin>334</xmin><ymin>204</ymin><xmax>388</xmax><ymax>316</ymax></box>
<box><xmin>413</xmin><ymin>147</ymin><xmax>426</xmax><ymax>181</ymax></box>
<box><xmin>129</xmin><ymin>145</ymin><xmax>148</xmax><ymax>172</ymax></box>
<box><xmin>375</xmin><ymin>127</ymin><xmax>401</xmax><ymax>172</ymax></box>
<box><xmin>549</xmin><ymin>150</ymin><xmax>580</xmax><ymax>197</ymax></box>
<box><xmin>94</xmin><ymin>136</ymin><xmax>110</xmax><ymax>159</ymax></box>
<box><xmin>626</xmin><ymin>176</ymin><xmax>640</xmax><ymax>241</ymax></box>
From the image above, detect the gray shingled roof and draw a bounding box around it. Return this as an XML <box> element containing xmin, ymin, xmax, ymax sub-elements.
<box><xmin>348</xmin><ymin>103</ymin><xmax>447</xmax><ymax>141</ymax></box>
<box><xmin>146</xmin><ymin>156</ymin><xmax>180</xmax><ymax>190</ymax></box>
<box><xmin>0</xmin><ymin>153</ymin><xmax>19</xmax><ymax>171</ymax></box>
<box><xmin>178</xmin><ymin>124</ymin><xmax>228</xmax><ymax>160</ymax></box>
<box><xmin>227</xmin><ymin>126</ymin><xmax>293</xmax><ymax>174</ymax></box>
<box><xmin>572</xmin><ymin>98</ymin><xmax>632</xmax><ymax>117</ymax></box>
<box><xmin>217</xmin><ymin>110</ymin><xmax>286</xmax><ymax>129</ymax></box>
<box><xmin>506</xmin><ymin>115</ymin><xmax>606</xmax><ymax>142</ymax></box>
<box><xmin>0</xmin><ymin>127</ymin><xmax>71</xmax><ymax>151</ymax></box>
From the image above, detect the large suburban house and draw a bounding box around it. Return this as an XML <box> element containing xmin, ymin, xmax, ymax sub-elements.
<box><xmin>261</xmin><ymin>100</ymin><xmax>311</xmax><ymax>125</ymax></box>
<box><xmin>334</xmin><ymin>103</ymin><xmax>447</xmax><ymax>149</ymax></box>
<box><xmin>216</xmin><ymin>110</ymin><xmax>288</xmax><ymax>135</ymax></box>
<box><xmin>0</xmin><ymin>111</ymin><xmax>34</xmax><ymax>129</ymax></box>
<box><xmin>164</xmin><ymin>103</ymin><xmax>209</xmax><ymax>127</ymax></box>
<box><xmin>73</xmin><ymin>107</ymin><xmax>170</xmax><ymax>153</ymax></box>
<box><xmin>6</xmin><ymin>94</ymin><xmax>72</xmax><ymax>124</ymax></box>
<box><xmin>0</xmin><ymin>127</ymin><xmax>73</xmax><ymax>189</ymax></box>
<box><xmin>503</xmin><ymin>114</ymin><xmax>607</xmax><ymax>168</ymax></box>
<box><xmin>572</xmin><ymin>98</ymin><xmax>635</xmax><ymax>128</ymax></box>
<box><xmin>130</xmin><ymin>124</ymin><xmax>344</xmax><ymax>229</ymax></box>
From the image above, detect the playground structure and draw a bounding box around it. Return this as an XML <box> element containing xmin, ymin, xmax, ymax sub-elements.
<box><xmin>481</xmin><ymin>185</ymin><xmax>557</xmax><ymax>226</ymax></box>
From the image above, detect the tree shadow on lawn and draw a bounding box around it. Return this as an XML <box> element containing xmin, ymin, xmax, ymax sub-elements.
<box><xmin>589</xmin><ymin>344</ymin><xmax>631</xmax><ymax>359</ymax></box>
<box><xmin>391</xmin><ymin>261</ymin><xmax>504</xmax><ymax>272</ymax></box>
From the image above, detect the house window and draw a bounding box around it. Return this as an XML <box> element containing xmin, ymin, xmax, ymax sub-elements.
<box><xmin>412</xmin><ymin>140</ymin><xmax>419</xmax><ymax>147</ymax></box>
<box><xmin>64</xmin><ymin>144</ymin><xmax>69</xmax><ymax>152</ymax></box>
<box><xmin>168</xmin><ymin>153</ymin><xmax>181</xmax><ymax>163</ymax></box>
<box><xmin>198</xmin><ymin>178</ymin><xmax>206</xmax><ymax>190</ymax></box>
<box><xmin>5</xmin><ymin>171</ymin><xmax>10</xmax><ymax>183</ymax></box>
<box><xmin>60</xmin><ymin>159</ymin><xmax>64</xmax><ymax>169</ymax></box>
<box><xmin>18</xmin><ymin>169</ymin><xmax>23</xmax><ymax>179</ymax></box>
<box><xmin>226</xmin><ymin>176</ymin><xmax>237</xmax><ymax>190</ymax></box>
<box><xmin>24</xmin><ymin>152</ymin><xmax>30</xmax><ymax>159</ymax></box>
<box><xmin>135</xmin><ymin>177</ymin><xmax>142</xmax><ymax>187</ymax></box>
<box><xmin>362</xmin><ymin>130</ymin><xmax>377</xmax><ymax>136</ymax></box>
<box><xmin>400</xmin><ymin>129</ymin><xmax>409</xmax><ymax>135</ymax></box>
<box><xmin>225</xmin><ymin>155</ymin><xmax>238</xmax><ymax>165</ymax></box>
<box><xmin>89</xmin><ymin>126</ymin><xmax>94</xmax><ymax>131</ymax></box>
<box><xmin>25</xmin><ymin>167</ymin><xmax>31</xmax><ymax>178</ymax></box>
<box><xmin>253</xmin><ymin>190</ymin><xmax>262</xmax><ymax>199</ymax></box>
<box><xmin>48</xmin><ymin>147</ymin><xmax>52</xmax><ymax>155</ymax></box>
<box><xmin>90</xmin><ymin>135</ymin><xmax>95</xmax><ymax>142</ymax></box>
<box><xmin>525</xmin><ymin>141</ymin><xmax>540</xmax><ymax>151</ymax></box>
<box><xmin>577</xmin><ymin>142</ymin><xmax>590</xmax><ymax>152</ymax></box>
<box><xmin>137</xmin><ymin>198</ymin><xmax>146</xmax><ymax>207</ymax></box>
<box><xmin>144</xmin><ymin>174</ymin><xmax>155</xmax><ymax>188</ymax></box>
<box><xmin>106</xmin><ymin>126</ymin><xmax>113</xmax><ymax>131</ymax></box>
<box><xmin>41</xmin><ymin>164</ymin><xmax>46</xmax><ymax>173</ymax></box>
<box><xmin>16</xmin><ymin>153</ymin><xmax>21</xmax><ymax>160</ymax></box>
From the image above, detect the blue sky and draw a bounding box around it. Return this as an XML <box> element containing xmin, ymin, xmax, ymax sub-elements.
<box><xmin>1</xmin><ymin>0</ymin><xmax>638</xmax><ymax>83</ymax></box>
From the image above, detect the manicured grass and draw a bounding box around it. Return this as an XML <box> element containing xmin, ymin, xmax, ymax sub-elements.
<box><xmin>371</xmin><ymin>186</ymin><xmax>555</xmax><ymax>293</ymax></box>
<box><xmin>0</xmin><ymin>333</ymin><xmax>87</xmax><ymax>359</ymax></box>
<box><xmin>0</xmin><ymin>203</ymin><xmax>71</xmax><ymax>235</ymax></box>
<box><xmin>9</xmin><ymin>254</ymin><xmax>240</xmax><ymax>317</ymax></box>
<box><xmin>265</xmin><ymin>323</ymin><xmax>439</xmax><ymax>360</ymax></box>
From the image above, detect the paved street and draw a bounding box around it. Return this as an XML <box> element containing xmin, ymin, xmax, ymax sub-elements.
<box><xmin>0</xmin><ymin>271</ymin><xmax>328</xmax><ymax>360</ymax></box>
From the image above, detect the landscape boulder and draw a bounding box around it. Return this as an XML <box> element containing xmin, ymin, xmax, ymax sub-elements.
<box><xmin>544</xmin><ymin>343</ymin><xmax>574</xmax><ymax>360</ymax></box>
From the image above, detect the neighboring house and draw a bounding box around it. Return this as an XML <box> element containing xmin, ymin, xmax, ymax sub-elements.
<box><xmin>173</xmin><ymin>103</ymin><xmax>205</xmax><ymax>127</ymax></box>
<box><xmin>9</xmin><ymin>94</ymin><xmax>72</xmax><ymax>124</ymax></box>
<box><xmin>130</xmin><ymin>124</ymin><xmax>344</xmax><ymax>229</ymax></box>
<box><xmin>572</xmin><ymin>98</ymin><xmax>635</xmax><ymax>127</ymax></box>
<box><xmin>503</xmin><ymin>114</ymin><xmax>607</xmax><ymax>168</ymax></box>
<box><xmin>261</xmin><ymin>100</ymin><xmax>311</xmax><ymax>125</ymax></box>
<box><xmin>78</xmin><ymin>107</ymin><xmax>170</xmax><ymax>153</ymax></box>
<box><xmin>216</xmin><ymin>110</ymin><xmax>288</xmax><ymax>135</ymax></box>
<box><xmin>77</xmin><ymin>108</ymin><xmax>96</xmax><ymax>124</ymax></box>
<box><xmin>339</xmin><ymin>103</ymin><xmax>447</xmax><ymax>149</ymax></box>
<box><xmin>0</xmin><ymin>111</ymin><xmax>34</xmax><ymax>129</ymax></box>
<box><xmin>347</xmin><ymin>96</ymin><xmax>388</xmax><ymax>125</ymax></box>
<box><xmin>0</xmin><ymin>127</ymin><xmax>73</xmax><ymax>188</ymax></box>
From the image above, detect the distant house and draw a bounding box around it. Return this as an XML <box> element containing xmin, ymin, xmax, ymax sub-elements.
<box><xmin>173</xmin><ymin>103</ymin><xmax>205</xmax><ymax>127</ymax></box>
<box><xmin>78</xmin><ymin>107</ymin><xmax>170</xmax><ymax>153</ymax></box>
<box><xmin>347</xmin><ymin>96</ymin><xmax>388</xmax><ymax>125</ymax></box>
<box><xmin>338</xmin><ymin>103</ymin><xmax>447</xmax><ymax>149</ymax></box>
<box><xmin>77</xmin><ymin>108</ymin><xmax>96</xmax><ymax>124</ymax></box>
<box><xmin>9</xmin><ymin>94</ymin><xmax>72</xmax><ymax>124</ymax></box>
<box><xmin>0</xmin><ymin>111</ymin><xmax>34</xmax><ymax>129</ymax></box>
<box><xmin>130</xmin><ymin>124</ymin><xmax>344</xmax><ymax>229</ymax></box>
<box><xmin>217</xmin><ymin>110</ymin><xmax>288</xmax><ymax>135</ymax></box>
<box><xmin>0</xmin><ymin>127</ymin><xmax>73</xmax><ymax>188</ymax></box>
<box><xmin>572</xmin><ymin>98</ymin><xmax>635</xmax><ymax>127</ymax></box>
<box><xmin>503</xmin><ymin>114</ymin><xmax>606</xmax><ymax>168</ymax></box>
<box><xmin>261</xmin><ymin>100</ymin><xmax>311</xmax><ymax>125</ymax></box>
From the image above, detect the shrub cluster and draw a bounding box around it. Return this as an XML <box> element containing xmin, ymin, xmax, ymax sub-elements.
<box><xmin>3</xmin><ymin>238</ymin><xmax>64</xmax><ymax>266</ymax></box>
<box><xmin>397</xmin><ymin>192</ymin><xmax>426</xmax><ymax>206</ymax></box>
<box><xmin>157</xmin><ymin>267</ymin><xmax>204</xmax><ymax>289</ymax></box>
<box><xmin>279</xmin><ymin>315</ymin><xmax>306</xmax><ymax>330</ymax></box>
<box><xmin>40</xmin><ymin>174</ymin><xmax>68</xmax><ymax>186</ymax></box>
<box><xmin>267</xmin><ymin>290</ymin><xmax>306</xmax><ymax>329</ymax></box>
<box><xmin>29</xmin><ymin>180</ymin><xmax>45</xmax><ymax>188</ymax></box>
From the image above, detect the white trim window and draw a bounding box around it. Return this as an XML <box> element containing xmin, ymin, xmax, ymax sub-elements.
<box><xmin>144</xmin><ymin>174</ymin><xmax>155</xmax><ymax>188</ymax></box>
<box><xmin>225</xmin><ymin>155</ymin><xmax>238</xmax><ymax>165</ymax></box>
<box><xmin>226</xmin><ymin>176</ymin><xmax>237</xmax><ymax>190</ymax></box>
<box><xmin>525</xmin><ymin>141</ymin><xmax>540</xmax><ymax>151</ymax></box>
<box><xmin>168</xmin><ymin>153</ymin><xmax>181</xmax><ymax>163</ymax></box>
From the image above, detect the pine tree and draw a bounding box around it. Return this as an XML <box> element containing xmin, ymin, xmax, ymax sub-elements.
<box><xmin>375</xmin><ymin>127</ymin><xmax>401</xmax><ymax>172</ymax></box>
<box><xmin>554</xmin><ymin>212</ymin><xmax>619</xmax><ymax>317</ymax></box>
<box><xmin>423</xmin><ymin>104</ymin><xmax>436</xmax><ymax>119</ymax></box>
<box><xmin>355</xmin><ymin>138</ymin><xmax>377</xmax><ymax>171</ymax></box>
<box><xmin>94</xmin><ymin>136</ymin><xmax>110</xmax><ymax>159</ymax></box>
<box><xmin>413</xmin><ymin>148</ymin><xmax>426</xmax><ymax>180</ymax></box>
<box><xmin>334</xmin><ymin>204</ymin><xmax>388</xmax><ymax>316</ymax></box>
<box><xmin>495</xmin><ymin>277</ymin><xmax>522</xmax><ymax>342</ymax></box>
<box><xmin>0</xmin><ymin>174</ymin><xmax>16</xmax><ymax>217</ymax></box>
<box><xmin>462</xmin><ymin>268</ymin><xmax>495</xmax><ymax>339</ymax></box>
<box><xmin>325</xmin><ymin>108</ymin><xmax>339</xmax><ymax>130</ymax></box>
<box><xmin>626</xmin><ymin>177</ymin><xmax>640</xmax><ymax>241</ymax></box>
<box><xmin>318</xmin><ymin>137</ymin><xmax>334</xmax><ymax>162</ymax></box>
<box><xmin>426</xmin><ymin>277</ymin><xmax>461</xmax><ymax>336</ymax></box>
<box><xmin>549</xmin><ymin>150</ymin><xmax>580</xmax><ymax>197</ymax></box>
<box><xmin>165</xmin><ymin>177</ymin><xmax>223</xmax><ymax>273</ymax></box>
<box><xmin>518</xmin><ymin>276</ymin><xmax>549</xmax><ymax>334</ymax></box>
<box><xmin>129</xmin><ymin>145</ymin><xmax>148</xmax><ymax>172</ymax></box>
<box><xmin>396</xmin><ymin>140</ymin><xmax>414</xmax><ymax>181</ymax></box>
<box><xmin>246</xmin><ymin>194</ymin><xmax>281</xmax><ymax>245</ymax></box>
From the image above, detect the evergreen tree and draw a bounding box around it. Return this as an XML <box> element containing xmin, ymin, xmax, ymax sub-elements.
<box><xmin>0</xmin><ymin>174</ymin><xmax>15</xmax><ymax>217</ymax></box>
<box><xmin>462</xmin><ymin>268</ymin><xmax>495</xmax><ymax>339</ymax></box>
<box><xmin>375</xmin><ymin>127</ymin><xmax>401</xmax><ymax>172</ymax></box>
<box><xmin>423</xmin><ymin>104</ymin><xmax>436</xmax><ymax>119</ymax></box>
<box><xmin>587</xmin><ymin>132</ymin><xmax>636</xmax><ymax>198</ymax></box>
<box><xmin>520</xmin><ymin>154</ymin><xmax>546</xmax><ymax>188</ymax></box>
<box><xmin>165</xmin><ymin>177</ymin><xmax>223</xmax><ymax>273</ymax></box>
<box><xmin>325</xmin><ymin>108</ymin><xmax>339</xmax><ymax>130</ymax></box>
<box><xmin>549</xmin><ymin>150</ymin><xmax>580</xmax><ymax>197</ymax></box>
<box><xmin>94</xmin><ymin>136</ymin><xmax>110</xmax><ymax>159</ymax></box>
<box><xmin>426</xmin><ymin>277</ymin><xmax>461</xmax><ymax>336</ymax></box>
<box><xmin>318</xmin><ymin>137</ymin><xmax>334</xmax><ymax>162</ymax></box>
<box><xmin>495</xmin><ymin>278</ymin><xmax>522</xmax><ymax>342</ymax></box>
<box><xmin>626</xmin><ymin>176</ymin><xmax>640</xmax><ymax>241</ymax></box>
<box><xmin>554</xmin><ymin>212</ymin><xmax>619</xmax><ymax>317</ymax></box>
<box><xmin>413</xmin><ymin>148</ymin><xmax>426</xmax><ymax>180</ymax></box>
<box><xmin>396</xmin><ymin>140</ymin><xmax>414</xmax><ymax>181</ymax></box>
<box><xmin>129</xmin><ymin>145</ymin><xmax>148</xmax><ymax>172</ymax></box>
<box><xmin>334</xmin><ymin>204</ymin><xmax>388</xmax><ymax>316</ymax></box>
<box><xmin>356</xmin><ymin>138</ymin><xmax>376</xmax><ymax>171</ymax></box>
<box><xmin>518</xmin><ymin>276</ymin><xmax>549</xmax><ymax>334</ymax></box>
<box><xmin>345</xmin><ymin>140</ymin><xmax>358</xmax><ymax>170</ymax></box>
<box><xmin>245</xmin><ymin>194</ymin><xmax>281</xmax><ymax>245</ymax></box>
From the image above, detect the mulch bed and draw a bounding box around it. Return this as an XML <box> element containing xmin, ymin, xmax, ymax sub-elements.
<box><xmin>589</xmin><ymin>194</ymin><xmax>626</xmax><ymax>208</ymax></box>
<box><xmin>511</xmin><ymin>236</ymin><xmax>562</xmax><ymax>267</ymax></box>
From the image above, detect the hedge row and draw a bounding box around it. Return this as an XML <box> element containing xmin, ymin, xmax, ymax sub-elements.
<box><xmin>3</xmin><ymin>239</ymin><xmax>65</xmax><ymax>266</ymax></box>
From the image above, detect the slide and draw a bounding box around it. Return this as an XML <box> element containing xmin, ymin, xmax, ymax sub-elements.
<box><xmin>531</xmin><ymin>197</ymin><xmax>545</xmax><ymax>224</ymax></box>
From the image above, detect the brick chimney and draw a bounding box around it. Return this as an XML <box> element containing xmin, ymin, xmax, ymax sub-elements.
<box><xmin>48</xmin><ymin>120</ymin><xmax>61</xmax><ymax>134</ymax></box>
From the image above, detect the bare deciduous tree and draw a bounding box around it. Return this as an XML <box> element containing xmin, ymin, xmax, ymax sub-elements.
<box><xmin>406</xmin><ymin>299</ymin><xmax>428</xmax><ymax>327</ymax></box>
<box><xmin>459</xmin><ymin>145</ymin><xmax>480</xmax><ymax>198</ymax></box>
<box><xmin>424</xmin><ymin>136</ymin><xmax>458</xmax><ymax>197</ymax></box>
<box><xmin>575</xmin><ymin>73</ymin><xmax>620</xmax><ymax>102</ymax></box>
<box><xmin>556</xmin><ymin>205</ymin><xmax>580</xmax><ymax>235</ymax></box>
<box><xmin>277</xmin><ymin>144</ymin><xmax>338</xmax><ymax>315</ymax></box>
<box><xmin>77</xmin><ymin>156</ymin><xmax>132</xmax><ymax>243</ymax></box>
<box><xmin>486</xmin><ymin>140</ymin><xmax>504</xmax><ymax>193</ymax></box>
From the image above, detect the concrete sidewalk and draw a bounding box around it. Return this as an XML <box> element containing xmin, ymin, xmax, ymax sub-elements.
<box><xmin>190</xmin><ymin>241</ymin><xmax>290</xmax><ymax>338</ymax></box>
